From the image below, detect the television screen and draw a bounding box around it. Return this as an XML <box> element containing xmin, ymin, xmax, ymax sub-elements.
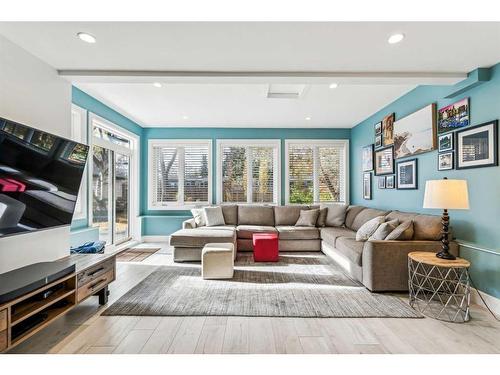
<box><xmin>0</xmin><ymin>117</ymin><xmax>89</xmax><ymax>238</ymax></box>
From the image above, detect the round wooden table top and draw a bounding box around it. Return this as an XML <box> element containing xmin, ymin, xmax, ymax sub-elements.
<box><xmin>408</xmin><ymin>251</ymin><xmax>470</xmax><ymax>268</ymax></box>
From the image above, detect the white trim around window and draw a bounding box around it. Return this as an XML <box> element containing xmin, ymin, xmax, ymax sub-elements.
<box><xmin>216</xmin><ymin>139</ymin><xmax>281</xmax><ymax>205</ymax></box>
<box><xmin>70</xmin><ymin>104</ymin><xmax>88</xmax><ymax>220</ymax></box>
<box><xmin>284</xmin><ymin>139</ymin><xmax>349</xmax><ymax>205</ymax></box>
<box><xmin>148</xmin><ymin>139</ymin><xmax>213</xmax><ymax>210</ymax></box>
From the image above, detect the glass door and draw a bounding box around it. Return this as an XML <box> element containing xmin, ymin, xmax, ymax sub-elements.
<box><xmin>114</xmin><ymin>153</ymin><xmax>130</xmax><ymax>244</ymax></box>
<box><xmin>92</xmin><ymin>145</ymin><xmax>112</xmax><ymax>244</ymax></box>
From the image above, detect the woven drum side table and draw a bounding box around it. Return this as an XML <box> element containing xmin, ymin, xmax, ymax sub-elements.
<box><xmin>408</xmin><ymin>251</ymin><xmax>471</xmax><ymax>323</ymax></box>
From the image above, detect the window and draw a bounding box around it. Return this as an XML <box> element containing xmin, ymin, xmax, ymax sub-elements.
<box><xmin>285</xmin><ymin>140</ymin><xmax>348</xmax><ymax>204</ymax></box>
<box><xmin>149</xmin><ymin>140</ymin><xmax>212</xmax><ymax>209</ymax></box>
<box><xmin>217</xmin><ymin>140</ymin><xmax>280</xmax><ymax>204</ymax></box>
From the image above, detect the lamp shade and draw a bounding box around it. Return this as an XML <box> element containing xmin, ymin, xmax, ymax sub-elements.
<box><xmin>423</xmin><ymin>179</ymin><xmax>469</xmax><ymax>209</ymax></box>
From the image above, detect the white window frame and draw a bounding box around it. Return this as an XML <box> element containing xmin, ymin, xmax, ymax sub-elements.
<box><xmin>71</xmin><ymin>104</ymin><xmax>88</xmax><ymax>220</ymax></box>
<box><xmin>284</xmin><ymin>139</ymin><xmax>349</xmax><ymax>205</ymax></box>
<box><xmin>216</xmin><ymin>139</ymin><xmax>281</xmax><ymax>205</ymax></box>
<box><xmin>148</xmin><ymin>139</ymin><xmax>213</xmax><ymax>210</ymax></box>
<box><xmin>88</xmin><ymin>113</ymin><xmax>140</xmax><ymax>243</ymax></box>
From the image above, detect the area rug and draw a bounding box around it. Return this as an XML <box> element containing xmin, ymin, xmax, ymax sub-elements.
<box><xmin>116</xmin><ymin>247</ymin><xmax>160</xmax><ymax>263</ymax></box>
<box><xmin>103</xmin><ymin>253</ymin><xmax>421</xmax><ymax>318</ymax></box>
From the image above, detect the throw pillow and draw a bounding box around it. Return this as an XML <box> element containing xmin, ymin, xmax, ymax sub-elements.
<box><xmin>191</xmin><ymin>208</ymin><xmax>206</xmax><ymax>227</ymax></box>
<box><xmin>321</xmin><ymin>204</ymin><xmax>348</xmax><ymax>227</ymax></box>
<box><xmin>355</xmin><ymin>216</ymin><xmax>386</xmax><ymax>241</ymax></box>
<box><xmin>386</xmin><ymin>220</ymin><xmax>414</xmax><ymax>240</ymax></box>
<box><xmin>295</xmin><ymin>209</ymin><xmax>320</xmax><ymax>227</ymax></box>
<box><xmin>203</xmin><ymin>206</ymin><xmax>226</xmax><ymax>227</ymax></box>
<box><xmin>368</xmin><ymin>219</ymin><xmax>399</xmax><ymax>240</ymax></box>
<box><xmin>316</xmin><ymin>208</ymin><xmax>328</xmax><ymax>227</ymax></box>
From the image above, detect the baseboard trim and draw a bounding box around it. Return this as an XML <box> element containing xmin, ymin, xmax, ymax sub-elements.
<box><xmin>142</xmin><ymin>235</ymin><xmax>170</xmax><ymax>243</ymax></box>
<box><xmin>470</xmin><ymin>288</ymin><xmax>500</xmax><ymax>318</ymax></box>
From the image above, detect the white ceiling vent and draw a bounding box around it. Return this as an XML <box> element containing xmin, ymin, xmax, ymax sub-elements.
<box><xmin>267</xmin><ymin>84</ymin><xmax>306</xmax><ymax>99</ymax></box>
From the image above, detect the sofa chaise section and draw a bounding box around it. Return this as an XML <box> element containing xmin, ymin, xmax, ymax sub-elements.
<box><xmin>170</xmin><ymin>228</ymin><xmax>236</xmax><ymax>262</ymax></box>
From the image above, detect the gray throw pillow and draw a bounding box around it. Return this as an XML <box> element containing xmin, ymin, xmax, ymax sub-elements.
<box><xmin>203</xmin><ymin>206</ymin><xmax>226</xmax><ymax>227</ymax></box>
<box><xmin>295</xmin><ymin>209</ymin><xmax>320</xmax><ymax>227</ymax></box>
<box><xmin>191</xmin><ymin>208</ymin><xmax>206</xmax><ymax>227</ymax></box>
<box><xmin>321</xmin><ymin>204</ymin><xmax>348</xmax><ymax>227</ymax></box>
<box><xmin>369</xmin><ymin>219</ymin><xmax>399</xmax><ymax>240</ymax></box>
<box><xmin>386</xmin><ymin>220</ymin><xmax>414</xmax><ymax>240</ymax></box>
<box><xmin>316</xmin><ymin>208</ymin><xmax>328</xmax><ymax>227</ymax></box>
<box><xmin>355</xmin><ymin>216</ymin><xmax>386</xmax><ymax>241</ymax></box>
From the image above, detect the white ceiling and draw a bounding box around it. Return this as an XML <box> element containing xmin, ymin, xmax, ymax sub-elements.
<box><xmin>1</xmin><ymin>22</ymin><xmax>499</xmax><ymax>128</ymax></box>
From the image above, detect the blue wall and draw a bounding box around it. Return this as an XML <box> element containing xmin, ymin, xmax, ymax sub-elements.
<box><xmin>350</xmin><ymin>64</ymin><xmax>500</xmax><ymax>298</ymax></box>
<box><xmin>141</xmin><ymin>127</ymin><xmax>350</xmax><ymax>235</ymax></box>
<box><xmin>70</xmin><ymin>87</ymin><xmax>143</xmax><ymax>245</ymax></box>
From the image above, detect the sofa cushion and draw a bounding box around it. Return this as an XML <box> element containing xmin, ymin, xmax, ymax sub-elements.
<box><xmin>316</xmin><ymin>208</ymin><xmax>328</xmax><ymax>227</ymax></box>
<box><xmin>170</xmin><ymin>228</ymin><xmax>235</xmax><ymax>248</ymax></box>
<box><xmin>204</xmin><ymin>206</ymin><xmax>225</xmax><ymax>226</ymax></box>
<box><xmin>236</xmin><ymin>225</ymin><xmax>277</xmax><ymax>239</ymax></box>
<box><xmin>222</xmin><ymin>205</ymin><xmax>238</xmax><ymax>225</ymax></box>
<box><xmin>320</xmin><ymin>227</ymin><xmax>356</xmax><ymax>247</ymax></box>
<box><xmin>356</xmin><ymin>216</ymin><xmax>386</xmax><ymax>241</ymax></box>
<box><xmin>413</xmin><ymin>214</ymin><xmax>442</xmax><ymax>240</ymax></box>
<box><xmin>191</xmin><ymin>208</ymin><xmax>206</xmax><ymax>227</ymax></box>
<box><xmin>335</xmin><ymin>237</ymin><xmax>364</xmax><ymax>266</ymax></box>
<box><xmin>274</xmin><ymin>205</ymin><xmax>310</xmax><ymax>226</ymax></box>
<box><xmin>276</xmin><ymin>226</ymin><xmax>320</xmax><ymax>240</ymax></box>
<box><xmin>385</xmin><ymin>220</ymin><xmax>414</xmax><ymax>240</ymax></box>
<box><xmin>321</xmin><ymin>203</ymin><xmax>348</xmax><ymax>227</ymax></box>
<box><xmin>295</xmin><ymin>209</ymin><xmax>320</xmax><ymax>227</ymax></box>
<box><xmin>385</xmin><ymin>210</ymin><xmax>417</xmax><ymax>223</ymax></box>
<box><xmin>368</xmin><ymin>219</ymin><xmax>399</xmax><ymax>240</ymax></box>
<box><xmin>345</xmin><ymin>205</ymin><xmax>366</xmax><ymax>229</ymax></box>
<box><xmin>351</xmin><ymin>208</ymin><xmax>390</xmax><ymax>231</ymax></box>
<box><xmin>237</xmin><ymin>205</ymin><xmax>275</xmax><ymax>226</ymax></box>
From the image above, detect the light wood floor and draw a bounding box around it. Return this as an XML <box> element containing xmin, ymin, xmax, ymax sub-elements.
<box><xmin>8</xmin><ymin>243</ymin><xmax>500</xmax><ymax>354</ymax></box>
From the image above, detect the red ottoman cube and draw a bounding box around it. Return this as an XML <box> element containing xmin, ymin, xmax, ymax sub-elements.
<box><xmin>253</xmin><ymin>233</ymin><xmax>279</xmax><ymax>262</ymax></box>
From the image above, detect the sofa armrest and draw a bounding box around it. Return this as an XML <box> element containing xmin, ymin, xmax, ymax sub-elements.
<box><xmin>182</xmin><ymin>218</ymin><xmax>197</xmax><ymax>229</ymax></box>
<box><xmin>361</xmin><ymin>240</ymin><xmax>459</xmax><ymax>292</ymax></box>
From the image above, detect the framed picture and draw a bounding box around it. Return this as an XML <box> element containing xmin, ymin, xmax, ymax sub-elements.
<box><xmin>363</xmin><ymin>172</ymin><xmax>372</xmax><ymax>200</ymax></box>
<box><xmin>386</xmin><ymin>175</ymin><xmax>395</xmax><ymax>189</ymax></box>
<box><xmin>456</xmin><ymin>120</ymin><xmax>498</xmax><ymax>169</ymax></box>
<box><xmin>375</xmin><ymin>121</ymin><xmax>382</xmax><ymax>135</ymax></box>
<box><xmin>382</xmin><ymin>113</ymin><xmax>395</xmax><ymax>146</ymax></box>
<box><xmin>374</xmin><ymin>146</ymin><xmax>394</xmax><ymax>175</ymax></box>
<box><xmin>362</xmin><ymin>144</ymin><xmax>374</xmax><ymax>171</ymax></box>
<box><xmin>438</xmin><ymin>133</ymin><xmax>454</xmax><ymax>152</ymax></box>
<box><xmin>393</xmin><ymin>104</ymin><xmax>437</xmax><ymax>159</ymax></box>
<box><xmin>377</xmin><ymin>176</ymin><xmax>386</xmax><ymax>189</ymax></box>
<box><xmin>438</xmin><ymin>152</ymin><xmax>454</xmax><ymax>171</ymax></box>
<box><xmin>396</xmin><ymin>158</ymin><xmax>418</xmax><ymax>190</ymax></box>
<box><xmin>438</xmin><ymin>98</ymin><xmax>470</xmax><ymax>134</ymax></box>
<box><xmin>375</xmin><ymin>134</ymin><xmax>382</xmax><ymax>148</ymax></box>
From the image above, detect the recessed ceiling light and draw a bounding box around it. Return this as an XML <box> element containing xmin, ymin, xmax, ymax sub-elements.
<box><xmin>388</xmin><ymin>33</ymin><xmax>405</xmax><ymax>44</ymax></box>
<box><xmin>329</xmin><ymin>83</ymin><xmax>339</xmax><ymax>89</ymax></box>
<box><xmin>153</xmin><ymin>82</ymin><xmax>162</xmax><ymax>88</ymax></box>
<box><xmin>182</xmin><ymin>115</ymin><xmax>189</xmax><ymax>120</ymax></box>
<box><xmin>305</xmin><ymin>117</ymin><xmax>311</xmax><ymax>121</ymax></box>
<box><xmin>77</xmin><ymin>32</ymin><xmax>96</xmax><ymax>44</ymax></box>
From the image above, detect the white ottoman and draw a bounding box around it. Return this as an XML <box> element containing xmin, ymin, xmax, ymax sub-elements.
<box><xmin>202</xmin><ymin>243</ymin><xmax>234</xmax><ymax>279</ymax></box>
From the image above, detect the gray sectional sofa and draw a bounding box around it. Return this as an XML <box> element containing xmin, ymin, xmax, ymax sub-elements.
<box><xmin>169</xmin><ymin>204</ymin><xmax>458</xmax><ymax>292</ymax></box>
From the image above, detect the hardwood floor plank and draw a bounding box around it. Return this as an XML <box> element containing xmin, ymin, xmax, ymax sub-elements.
<box><xmin>85</xmin><ymin>346</ymin><xmax>115</xmax><ymax>354</ymax></box>
<box><xmin>134</xmin><ymin>317</ymin><xmax>162</xmax><ymax>330</ymax></box>
<box><xmin>222</xmin><ymin>317</ymin><xmax>249</xmax><ymax>354</ymax></box>
<box><xmin>248</xmin><ymin>318</ymin><xmax>276</xmax><ymax>354</ymax></box>
<box><xmin>167</xmin><ymin>317</ymin><xmax>206</xmax><ymax>354</ymax></box>
<box><xmin>195</xmin><ymin>317</ymin><xmax>227</xmax><ymax>354</ymax></box>
<box><xmin>299</xmin><ymin>336</ymin><xmax>335</xmax><ymax>354</ymax></box>
<box><xmin>140</xmin><ymin>317</ymin><xmax>183</xmax><ymax>354</ymax></box>
<box><xmin>271</xmin><ymin>318</ymin><xmax>303</xmax><ymax>354</ymax></box>
<box><xmin>113</xmin><ymin>329</ymin><xmax>154</xmax><ymax>354</ymax></box>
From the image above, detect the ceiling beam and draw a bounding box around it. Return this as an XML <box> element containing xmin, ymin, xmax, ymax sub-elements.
<box><xmin>59</xmin><ymin>70</ymin><xmax>467</xmax><ymax>85</ymax></box>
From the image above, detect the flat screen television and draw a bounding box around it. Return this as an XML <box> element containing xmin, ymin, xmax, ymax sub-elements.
<box><xmin>0</xmin><ymin>116</ymin><xmax>89</xmax><ymax>238</ymax></box>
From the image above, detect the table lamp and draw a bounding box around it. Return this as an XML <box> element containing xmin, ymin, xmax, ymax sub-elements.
<box><xmin>423</xmin><ymin>177</ymin><xmax>469</xmax><ymax>260</ymax></box>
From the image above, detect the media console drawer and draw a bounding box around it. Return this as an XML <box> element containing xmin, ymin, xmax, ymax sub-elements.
<box><xmin>77</xmin><ymin>269</ymin><xmax>115</xmax><ymax>302</ymax></box>
<box><xmin>0</xmin><ymin>309</ymin><xmax>7</xmax><ymax>331</ymax></box>
<box><xmin>0</xmin><ymin>330</ymin><xmax>7</xmax><ymax>351</ymax></box>
<box><xmin>77</xmin><ymin>259</ymin><xmax>114</xmax><ymax>288</ymax></box>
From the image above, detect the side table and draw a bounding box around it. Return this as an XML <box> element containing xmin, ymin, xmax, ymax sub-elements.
<box><xmin>408</xmin><ymin>251</ymin><xmax>471</xmax><ymax>323</ymax></box>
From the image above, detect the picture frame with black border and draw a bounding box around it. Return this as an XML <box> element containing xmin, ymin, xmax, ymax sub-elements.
<box><xmin>374</xmin><ymin>146</ymin><xmax>394</xmax><ymax>175</ymax></box>
<box><xmin>456</xmin><ymin>120</ymin><xmax>498</xmax><ymax>170</ymax></box>
<box><xmin>378</xmin><ymin>176</ymin><xmax>386</xmax><ymax>189</ymax></box>
<box><xmin>396</xmin><ymin>158</ymin><xmax>418</xmax><ymax>190</ymax></box>
<box><xmin>438</xmin><ymin>151</ymin><xmax>454</xmax><ymax>171</ymax></box>
<box><xmin>362</xmin><ymin>144</ymin><xmax>374</xmax><ymax>172</ymax></box>
<box><xmin>375</xmin><ymin>121</ymin><xmax>382</xmax><ymax>135</ymax></box>
<box><xmin>438</xmin><ymin>132</ymin><xmax>454</xmax><ymax>152</ymax></box>
<box><xmin>363</xmin><ymin>172</ymin><xmax>372</xmax><ymax>200</ymax></box>
<box><xmin>386</xmin><ymin>175</ymin><xmax>395</xmax><ymax>189</ymax></box>
<box><xmin>375</xmin><ymin>134</ymin><xmax>382</xmax><ymax>148</ymax></box>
